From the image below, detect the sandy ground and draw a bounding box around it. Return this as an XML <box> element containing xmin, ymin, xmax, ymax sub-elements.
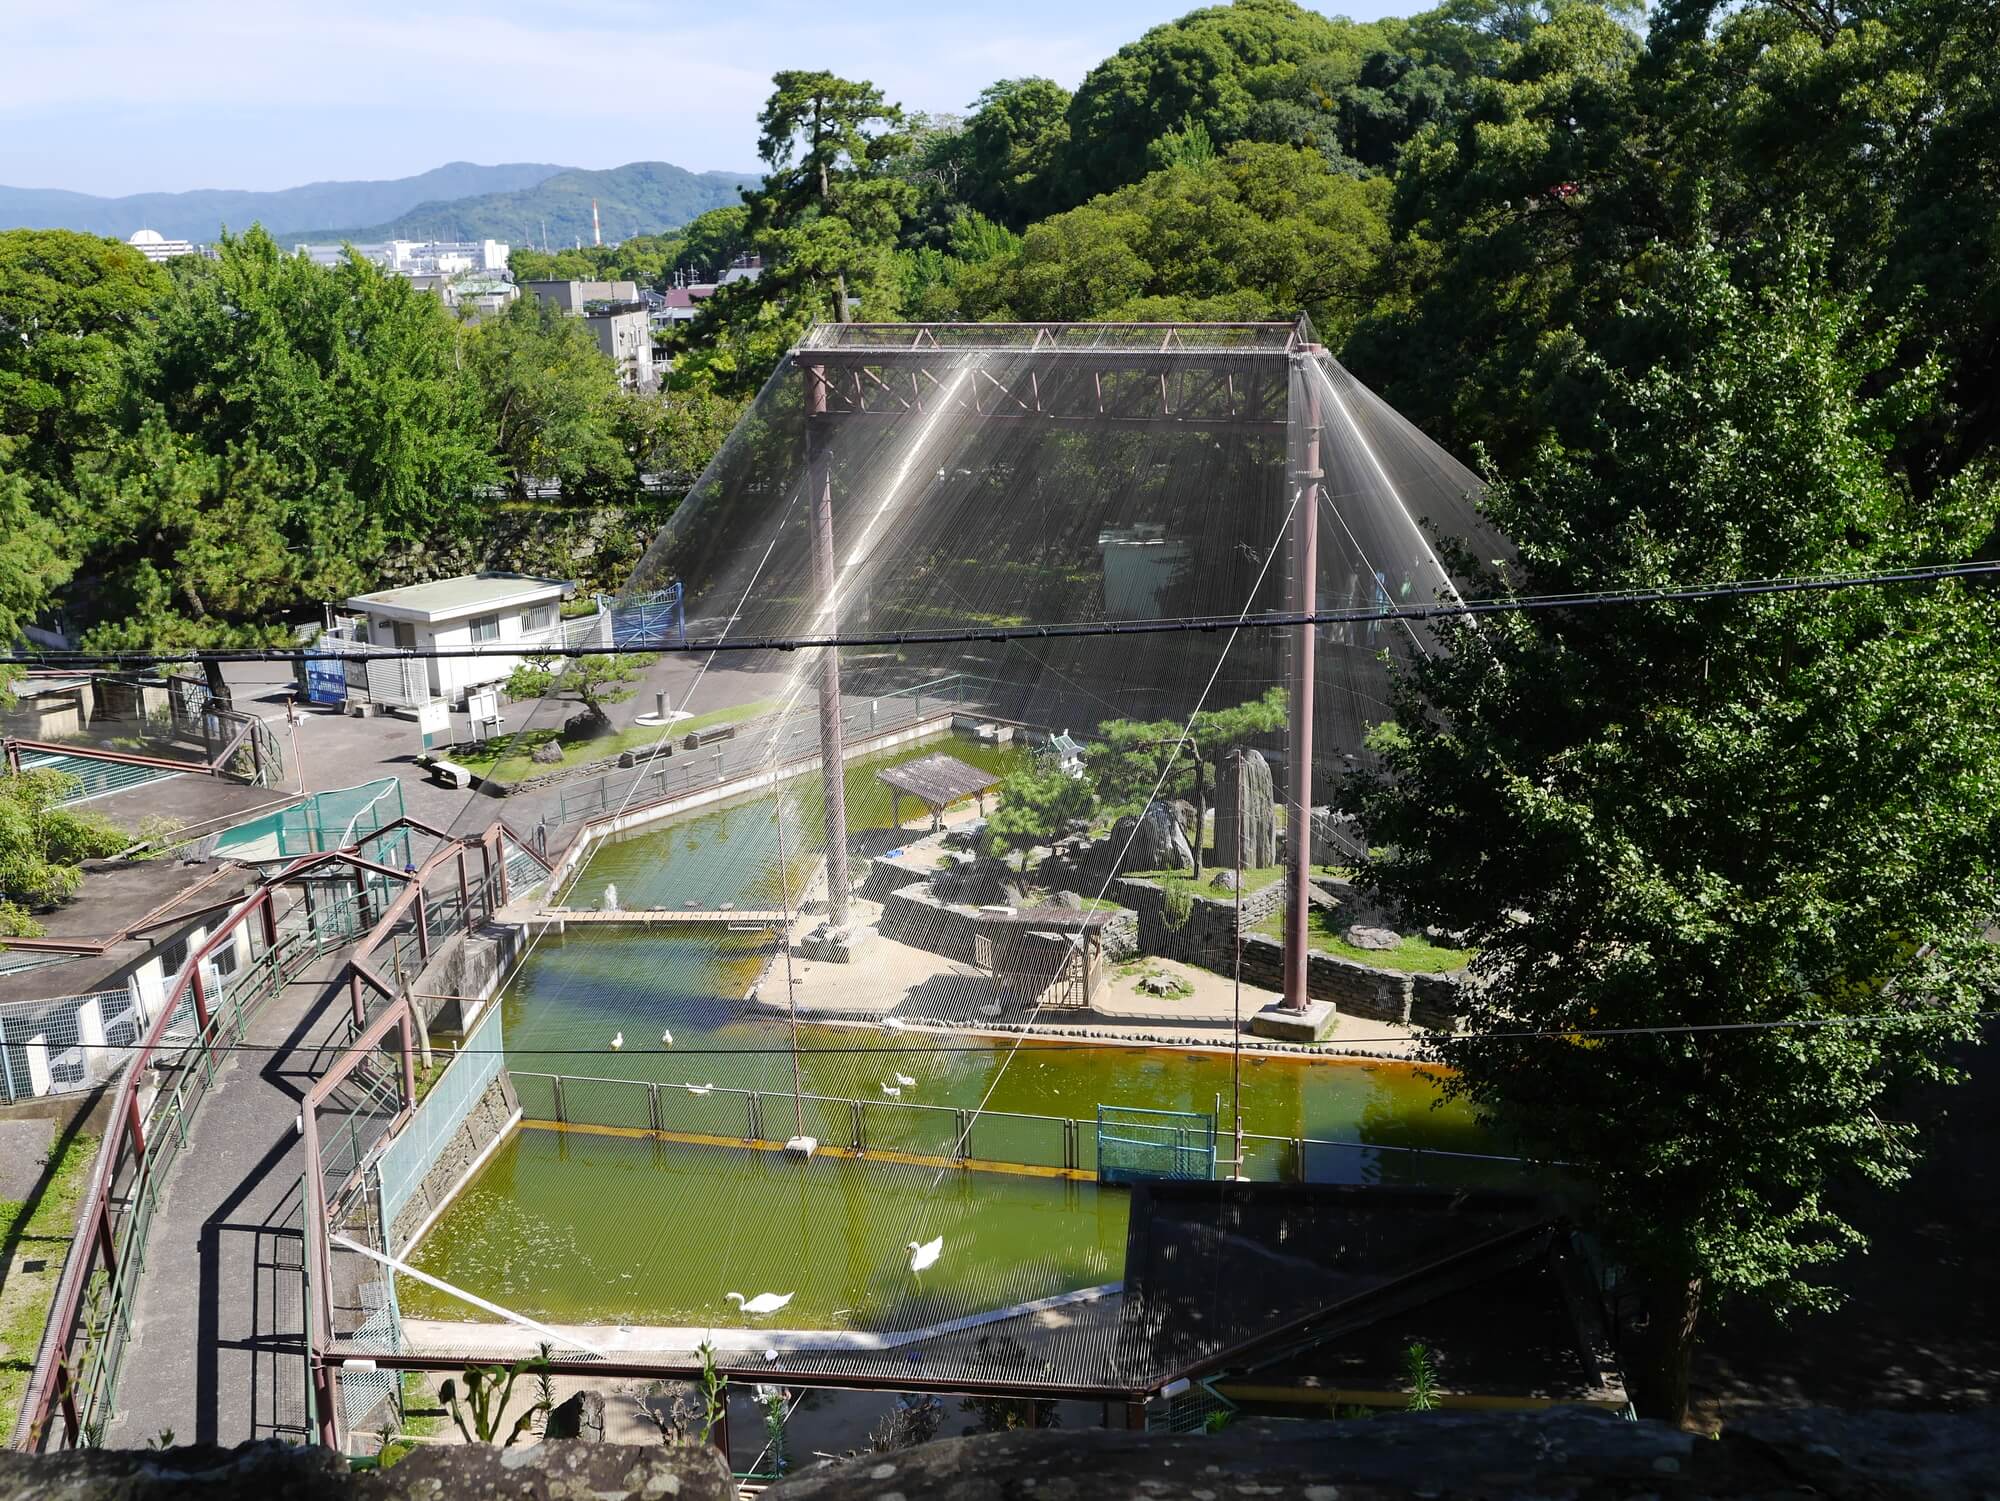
<box><xmin>764</xmin><ymin>809</ymin><xmax>1423</xmax><ymax>1060</ymax></box>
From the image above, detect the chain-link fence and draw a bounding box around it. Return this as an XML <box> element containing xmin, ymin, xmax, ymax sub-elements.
<box><xmin>0</xmin><ymin>989</ymin><xmax>142</xmax><ymax>1103</ymax></box>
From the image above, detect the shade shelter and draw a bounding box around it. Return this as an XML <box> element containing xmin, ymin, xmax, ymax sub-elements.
<box><xmin>877</xmin><ymin>751</ymin><xmax>1000</xmax><ymax>831</ymax></box>
<box><xmin>973</xmin><ymin>905</ymin><xmax>1118</xmax><ymax>1011</ymax></box>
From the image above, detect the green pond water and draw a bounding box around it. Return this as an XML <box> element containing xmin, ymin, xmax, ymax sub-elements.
<box><xmin>401</xmin><ymin>735</ymin><xmax>1503</xmax><ymax>1332</ymax></box>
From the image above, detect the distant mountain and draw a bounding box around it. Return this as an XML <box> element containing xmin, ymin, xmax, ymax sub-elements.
<box><xmin>299</xmin><ymin>162</ymin><xmax>756</xmax><ymax>247</ymax></box>
<box><xmin>0</xmin><ymin>162</ymin><xmax>570</xmax><ymax>243</ymax></box>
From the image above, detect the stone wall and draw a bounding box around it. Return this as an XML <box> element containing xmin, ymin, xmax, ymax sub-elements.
<box><xmin>876</xmin><ymin>883</ymin><xmax>1139</xmax><ymax>971</ymax></box>
<box><xmin>386</xmin><ymin>1071</ymin><xmax>519</xmax><ymax>1253</ymax></box>
<box><xmin>411</xmin><ymin>921</ymin><xmax>524</xmax><ymax>1035</ymax></box>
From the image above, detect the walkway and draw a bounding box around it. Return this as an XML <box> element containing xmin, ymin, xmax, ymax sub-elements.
<box><xmin>102</xmin><ymin>947</ymin><xmax>360</xmax><ymax>1447</ymax></box>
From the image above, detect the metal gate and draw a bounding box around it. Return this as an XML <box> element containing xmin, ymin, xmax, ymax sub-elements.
<box><xmin>1096</xmin><ymin>1104</ymin><xmax>1216</xmax><ymax>1185</ymax></box>
<box><xmin>607</xmin><ymin>583</ymin><xmax>684</xmax><ymax>648</ymax></box>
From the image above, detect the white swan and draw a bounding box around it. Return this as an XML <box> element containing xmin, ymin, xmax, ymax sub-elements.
<box><xmin>726</xmin><ymin>1291</ymin><xmax>795</xmax><ymax>1316</ymax></box>
<box><xmin>660</xmin><ymin>1027</ymin><xmax>674</xmax><ymax>1046</ymax></box>
<box><xmin>880</xmin><ymin>1083</ymin><xmax>901</xmax><ymax>1098</ymax></box>
<box><xmin>894</xmin><ymin>1072</ymin><xmax>916</xmax><ymax>1087</ymax></box>
<box><xmin>610</xmin><ymin>1031</ymin><xmax>623</xmax><ymax>1050</ymax></box>
<box><xmin>907</xmin><ymin>1236</ymin><xmax>944</xmax><ymax>1274</ymax></box>
<box><xmin>687</xmin><ymin>1082</ymin><xmax>714</xmax><ymax>1096</ymax></box>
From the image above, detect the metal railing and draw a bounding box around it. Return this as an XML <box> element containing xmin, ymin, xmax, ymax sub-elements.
<box><xmin>17</xmin><ymin>814</ymin><xmax>551</xmax><ymax>1453</ymax></box>
<box><xmin>507</xmin><ymin>1070</ymin><xmax>1544</xmax><ymax>1191</ymax></box>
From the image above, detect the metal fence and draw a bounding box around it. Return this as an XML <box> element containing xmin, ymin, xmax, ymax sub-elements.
<box><xmin>377</xmin><ymin>1003</ymin><xmax>506</xmax><ymax>1245</ymax></box>
<box><xmin>506</xmin><ymin>1071</ymin><xmax>1542</xmax><ymax>1194</ymax></box>
<box><xmin>0</xmin><ymin>989</ymin><xmax>142</xmax><ymax>1104</ymax></box>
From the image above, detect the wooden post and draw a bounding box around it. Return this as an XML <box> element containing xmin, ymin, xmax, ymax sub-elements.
<box><xmin>190</xmin><ymin>965</ymin><xmax>210</xmax><ymax>1032</ymax></box>
<box><xmin>127</xmin><ymin>1091</ymin><xmax>146</xmax><ymax>1160</ymax></box>
<box><xmin>398</xmin><ymin>1009</ymin><xmax>417</xmax><ymax>1109</ymax></box>
<box><xmin>350</xmin><ymin>971</ymin><xmax>366</xmax><ymax>1028</ymax></box>
<box><xmin>457</xmin><ymin>849</ymin><xmax>471</xmax><ymax>921</ymax></box>
<box><xmin>414</xmin><ymin>887</ymin><xmax>430</xmax><ymax>960</ymax></box>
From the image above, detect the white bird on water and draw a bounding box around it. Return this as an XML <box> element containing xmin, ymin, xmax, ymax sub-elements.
<box><xmin>726</xmin><ymin>1291</ymin><xmax>795</xmax><ymax>1316</ymax></box>
<box><xmin>610</xmin><ymin>1031</ymin><xmax>624</xmax><ymax>1051</ymax></box>
<box><xmin>660</xmin><ymin>1027</ymin><xmax>674</xmax><ymax>1046</ymax></box>
<box><xmin>908</xmin><ymin>1236</ymin><xmax>944</xmax><ymax>1274</ymax></box>
<box><xmin>894</xmin><ymin>1072</ymin><xmax>916</xmax><ymax>1088</ymax></box>
<box><xmin>687</xmin><ymin>1083</ymin><xmax>714</xmax><ymax>1096</ymax></box>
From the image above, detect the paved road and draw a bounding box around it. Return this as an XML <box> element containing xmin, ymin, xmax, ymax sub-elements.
<box><xmin>103</xmin><ymin>947</ymin><xmax>358</xmax><ymax>1448</ymax></box>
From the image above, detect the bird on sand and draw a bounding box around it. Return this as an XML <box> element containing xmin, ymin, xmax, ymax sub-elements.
<box><xmin>908</xmin><ymin>1236</ymin><xmax>944</xmax><ymax>1274</ymax></box>
<box><xmin>895</xmin><ymin>1072</ymin><xmax>916</xmax><ymax>1087</ymax></box>
<box><xmin>726</xmin><ymin>1291</ymin><xmax>795</xmax><ymax>1316</ymax></box>
<box><xmin>660</xmin><ymin>1027</ymin><xmax>674</xmax><ymax>1046</ymax></box>
<box><xmin>610</xmin><ymin>1031</ymin><xmax>624</xmax><ymax>1050</ymax></box>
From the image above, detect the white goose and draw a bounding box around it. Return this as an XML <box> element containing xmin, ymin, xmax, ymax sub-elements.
<box><xmin>660</xmin><ymin>1027</ymin><xmax>674</xmax><ymax>1046</ymax></box>
<box><xmin>907</xmin><ymin>1236</ymin><xmax>944</xmax><ymax>1274</ymax></box>
<box><xmin>686</xmin><ymin>1082</ymin><xmax>714</xmax><ymax>1096</ymax></box>
<box><xmin>609</xmin><ymin>1031</ymin><xmax>624</xmax><ymax>1051</ymax></box>
<box><xmin>894</xmin><ymin>1072</ymin><xmax>916</xmax><ymax>1088</ymax></box>
<box><xmin>726</xmin><ymin>1291</ymin><xmax>795</xmax><ymax>1317</ymax></box>
<box><xmin>880</xmin><ymin>1083</ymin><xmax>902</xmax><ymax>1098</ymax></box>
<box><xmin>881</xmin><ymin>1017</ymin><xmax>909</xmax><ymax>1034</ymax></box>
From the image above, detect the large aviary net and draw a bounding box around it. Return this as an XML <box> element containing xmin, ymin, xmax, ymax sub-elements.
<box><xmin>371</xmin><ymin>320</ymin><xmax>1530</xmax><ymax>1406</ymax></box>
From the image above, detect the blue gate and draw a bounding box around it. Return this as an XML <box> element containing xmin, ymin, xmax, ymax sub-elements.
<box><xmin>607</xmin><ymin>583</ymin><xmax>685</xmax><ymax>648</ymax></box>
<box><xmin>1096</xmin><ymin>1104</ymin><xmax>1216</xmax><ymax>1185</ymax></box>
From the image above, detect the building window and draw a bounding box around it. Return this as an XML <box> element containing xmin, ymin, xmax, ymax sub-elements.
<box><xmin>520</xmin><ymin>604</ymin><xmax>555</xmax><ymax>633</ymax></box>
<box><xmin>470</xmin><ymin>613</ymin><xmax>502</xmax><ymax>643</ymax></box>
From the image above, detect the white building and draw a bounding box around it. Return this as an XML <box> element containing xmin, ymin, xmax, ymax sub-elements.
<box><xmin>126</xmin><ymin>228</ymin><xmax>199</xmax><ymax>262</ymax></box>
<box><xmin>292</xmin><ymin>239</ymin><xmax>510</xmax><ymax>275</ymax></box>
<box><xmin>339</xmin><ymin>572</ymin><xmax>605</xmax><ymax>708</ymax></box>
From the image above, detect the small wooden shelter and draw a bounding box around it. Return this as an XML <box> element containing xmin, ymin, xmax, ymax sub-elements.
<box><xmin>973</xmin><ymin>906</ymin><xmax>1116</xmax><ymax>1010</ymax></box>
<box><xmin>877</xmin><ymin>751</ymin><xmax>1000</xmax><ymax>831</ymax></box>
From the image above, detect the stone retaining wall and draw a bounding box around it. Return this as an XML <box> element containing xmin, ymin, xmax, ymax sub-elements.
<box><xmin>877</xmin><ymin>883</ymin><xmax>1139</xmax><ymax>968</ymax></box>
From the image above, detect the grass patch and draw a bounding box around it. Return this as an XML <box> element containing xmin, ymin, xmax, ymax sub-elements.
<box><xmin>0</xmin><ymin>1132</ymin><xmax>101</xmax><ymax>1439</ymax></box>
<box><xmin>459</xmin><ymin>697</ymin><xmax>781</xmax><ymax>780</ymax></box>
<box><xmin>1252</xmin><ymin>905</ymin><xmax>1471</xmax><ymax>973</ymax></box>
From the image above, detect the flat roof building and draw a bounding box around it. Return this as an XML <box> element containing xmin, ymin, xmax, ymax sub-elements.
<box><xmin>340</xmin><ymin>572</ymin><xmax>593</xmax><ymax>707</ymax></box>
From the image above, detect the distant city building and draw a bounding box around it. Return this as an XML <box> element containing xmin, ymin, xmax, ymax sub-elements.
<box><xmin>125</xmin><ymin>228</ymin><xmax>199</xmax><ymax>262</ymax></box>
<box><xmin>291</xmin><ymin>239</ymin><xmax>510</xmax><ymax>275</ymax></box>
<box><xmin>523</xmin><ymin>280</ymin><xmax>655</xmax><ymax>390</ymax></box>
<box><xmin>407</xmin><ymin>271</ymin><xmax>519</xmax><ymax>321</ymax></box>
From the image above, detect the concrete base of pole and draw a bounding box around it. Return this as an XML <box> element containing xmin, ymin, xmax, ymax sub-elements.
<box><xmin>783</xmin><ymin>1136</ymin><xmax>819</xmax><ymax>1158</ymax></box>
<box><xmin>1247</xmin><ymin>999</ymin><xmax>1338</xmax><ymax>1042</ymax></box>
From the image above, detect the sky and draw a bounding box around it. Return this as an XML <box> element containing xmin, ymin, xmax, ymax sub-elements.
<box><xmin>0</xmin><ymin>0</ymin><xmax>1422</xmax><ymax>198</ymax></box>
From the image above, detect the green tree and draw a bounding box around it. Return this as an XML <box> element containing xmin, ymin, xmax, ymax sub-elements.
<box><xmin>953</xmin><ymin>143</ymin><xmax>1389</xmax><ymax>340</ymax></box>
<box><xmin>673</xmin><ymin>206</ymin><xmax>753</xmax><ymax>278</ymax></box>
<box><xmin>467</xmin><ymin>296</ymin><xmax>632</xmax><ymax>501</ymax></box>
<box><xmin>1089</xmin><ymin>689</ymin><xmax>1286</xmax><ymax>874</ymax></box>
<box><xmin>504</xmin><ymin>652</ymin><xmax>656</xmax><ymax>735</ymax></box>
<box><xmin>984</xmin><ymin>755</ymin><xmax>1097</xmax><ymax>870</ymax></box>
<box><xmin>0</xmin><ymin>769</ymin><xmax>128</xmax><ymax>937</ymax></box>
<box><xmin>1056</xmin><ymin>0</ymin><xmax>1385</xmax><ymax>205</ymax></box>
<box><xmin>960</xmin><ymin>78</ymin><xmax>1073</xmax><ymax>227</ymax></box>
<box><xmin>1350</xmin><ymin>229</ymin><xmax>2000</xmax><ymax>1422</ymax></box>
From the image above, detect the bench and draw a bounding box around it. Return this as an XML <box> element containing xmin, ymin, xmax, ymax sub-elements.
<box><xmin>428</xmin><ymin>758</ymin><xmax>473</xmax><ymax>789</ymax></box>
<box><xmin>683</xmin><ymin>725</ymin><xmax>737</xmax><ymax>750</ymax></box>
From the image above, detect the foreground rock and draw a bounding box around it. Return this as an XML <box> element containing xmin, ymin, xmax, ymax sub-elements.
<box><xmin>4</xmin><ymin>1409</ymin><xmax>1997</xmax><ymax>1500</ymax></box>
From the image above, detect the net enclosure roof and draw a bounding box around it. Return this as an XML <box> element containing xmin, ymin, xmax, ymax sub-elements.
<box><xmin>875</xmin><ymin>751</ymin><xmax>1001</xmax><ymax>808</ymax></box>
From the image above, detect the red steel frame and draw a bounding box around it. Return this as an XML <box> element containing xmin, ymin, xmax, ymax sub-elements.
<box><xmin>17</xmin><ymin>815</ymin><xmax>547</xmax><ymax>1452</ymax></box>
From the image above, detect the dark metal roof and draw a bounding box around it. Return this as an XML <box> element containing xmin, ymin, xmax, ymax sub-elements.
<box><xmin>875</xmin><ymin>752</ymin><xmax>1000</xmax><ymax>807</ymax></box>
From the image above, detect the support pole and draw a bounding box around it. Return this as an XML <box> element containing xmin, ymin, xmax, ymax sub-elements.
<box><xmin>807</xmin><ymin>367</ymin><xmax>852</xmax><ymax>927</ymax></box>
<box><xmin>1283</xmin><ymin>364</ymin><xmax>1323</xmax><ymax>1014</ymax></box>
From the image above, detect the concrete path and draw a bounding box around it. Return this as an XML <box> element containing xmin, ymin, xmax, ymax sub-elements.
<box><xmin>103</xmin><ymin>948</ymin><xmax>361</xmax><ymax>1448</ymax></box>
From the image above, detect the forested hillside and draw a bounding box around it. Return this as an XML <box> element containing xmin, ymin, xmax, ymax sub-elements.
<box><xmin>302</xmin><ymin>161</ymin><xmax>756</xmax><ymax>246</ymax></box>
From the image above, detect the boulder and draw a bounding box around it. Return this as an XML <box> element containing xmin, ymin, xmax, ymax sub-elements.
<box><xmin>1112</xmin><ymin>800</ymin><xmax>1194</xmax><ymax>874</ymax></box>
<box><xmin>1209</xmin><ymin>869</ymin><xmax>1240</xmax><ymax>892</ymax></box>
<box><xmin>1310</xmin><ymin>805</ymin><xmax>1362</xmax><ymax>867</ymax></box>
<box><xmin>1345</xmin><ymin>924</ymin><xmax>1400</xmax><ymax>951</ymax></box>
<box><xmin>1048</xmin><ymin>889</ymin><xmax>1085</xmax><ymax>910</ymax></box>
<box><xmin>564</xmin><ymin>707</ymin><xmax>612</xmax><ymax>739</ymax></box>
<box><xmin>530</xmin><ymin>739</ymin><xmax>564</xmax><ymax>766</ymax></box>
<box><xmin>1215</xmin><ymin>748</ymin><xmax>1277</xmax><ymax>867</ymax></box>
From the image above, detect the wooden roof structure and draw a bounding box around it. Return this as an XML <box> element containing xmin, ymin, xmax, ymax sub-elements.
<box><xmin>876</xmin><ymin>752</ymin><xmax>1000</xmax><ymax>810</ymax></box>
